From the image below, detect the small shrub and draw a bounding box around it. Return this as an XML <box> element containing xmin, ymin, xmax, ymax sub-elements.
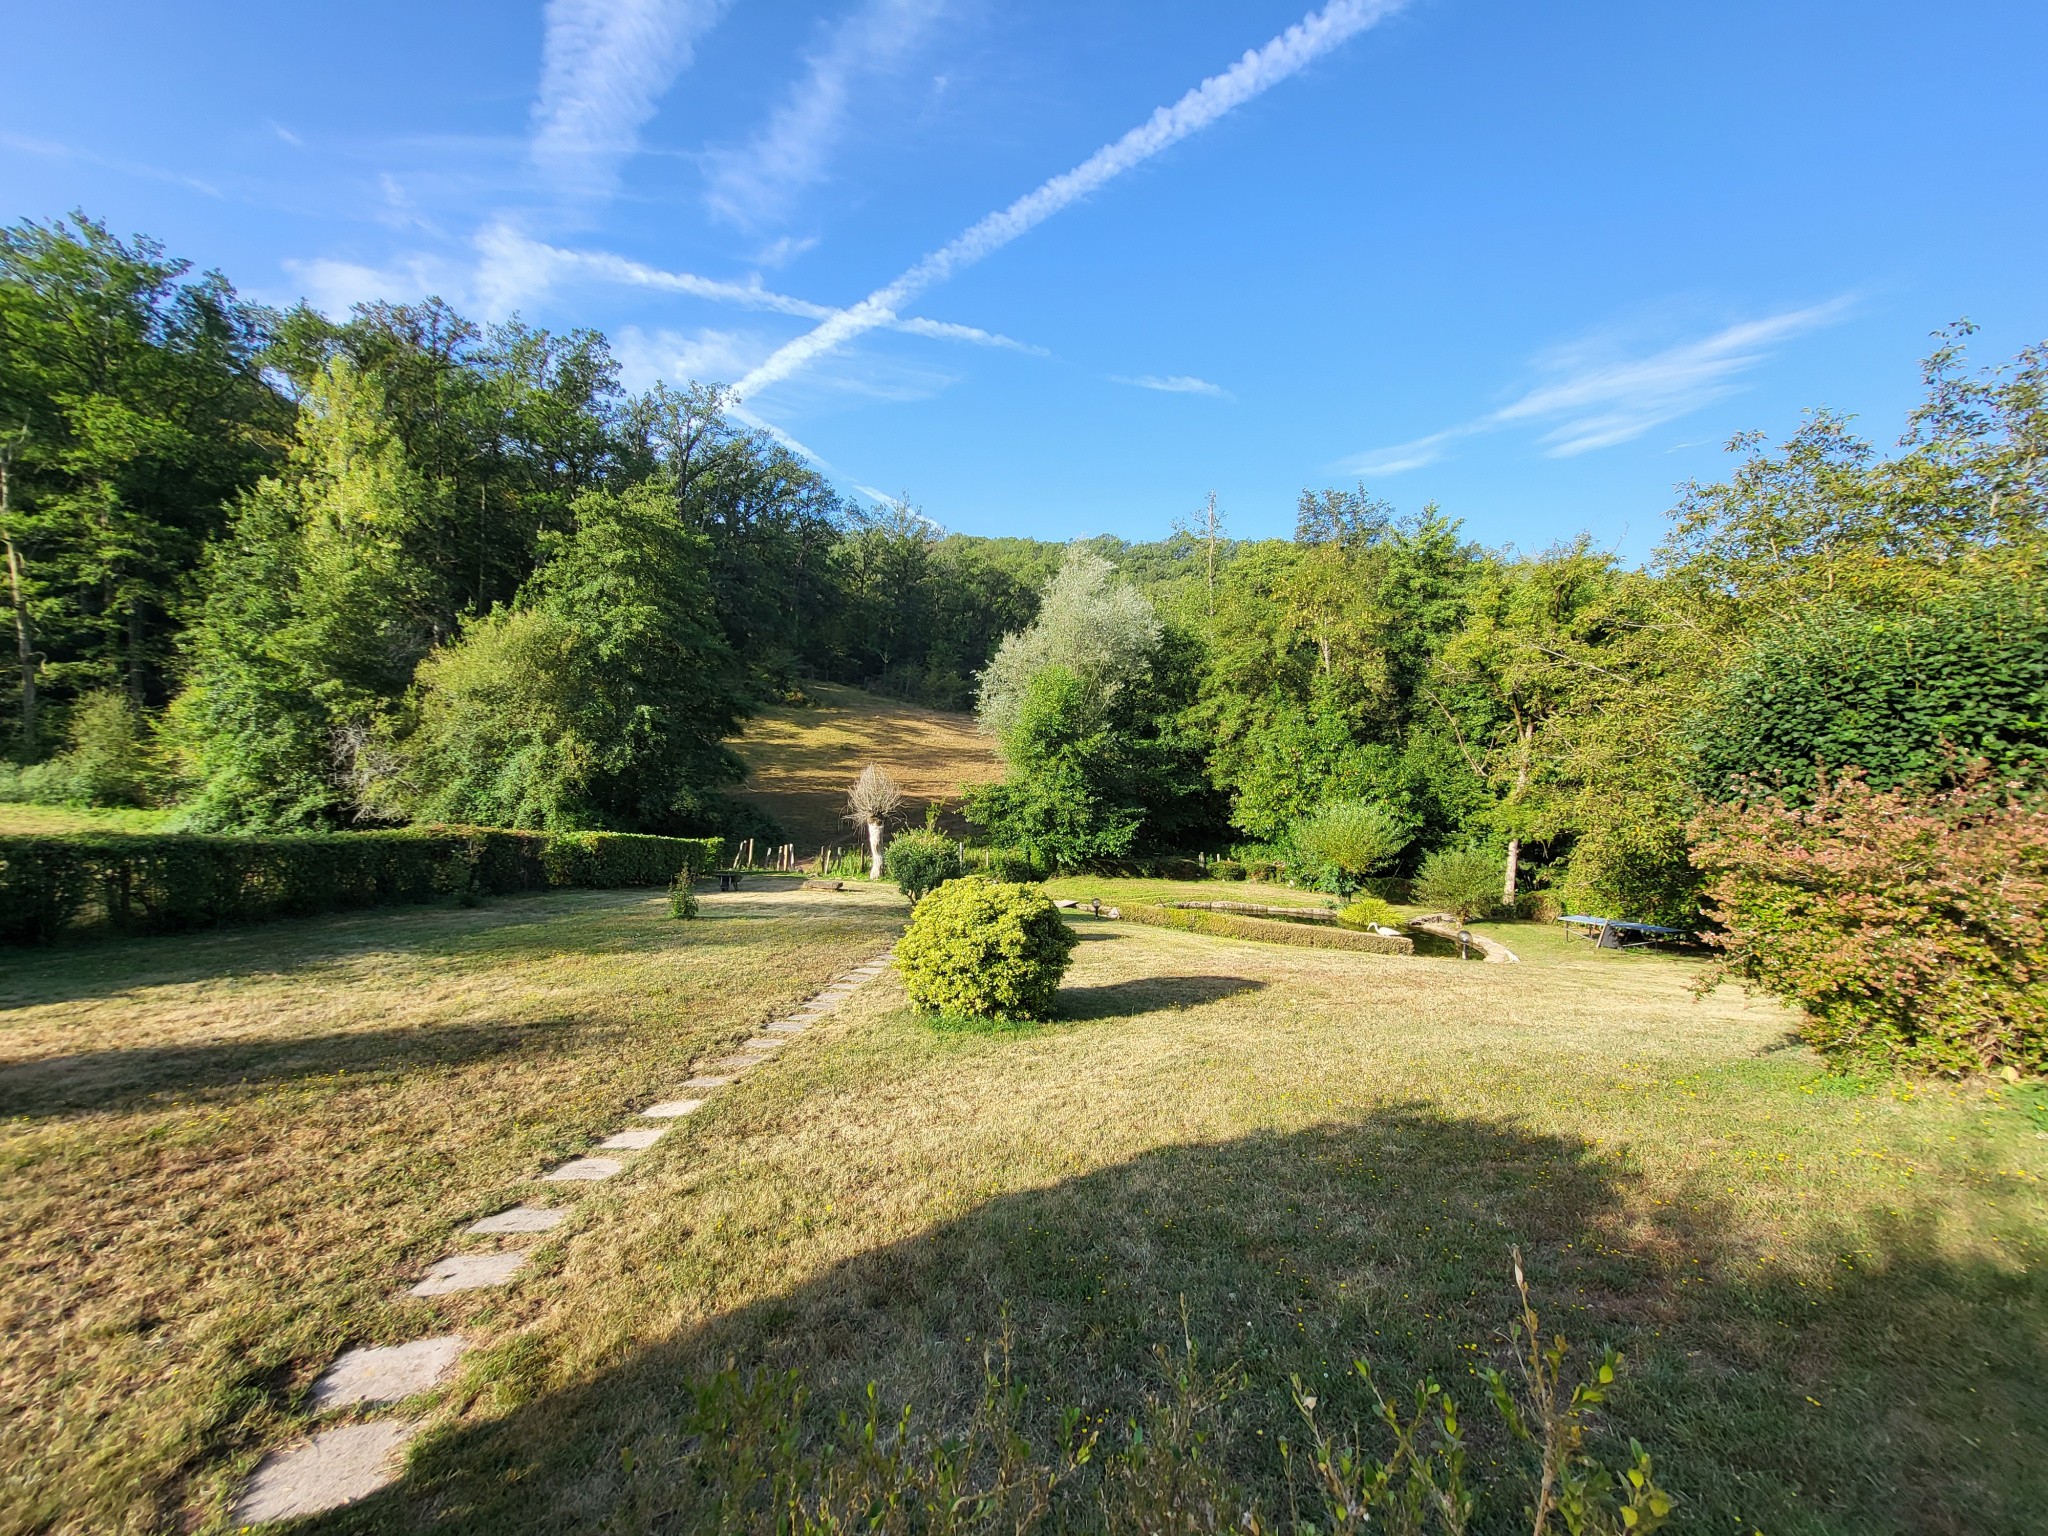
<box><xmin>1287</xmin><ymin>799</ymin><xmax>1411</xmax><ymax>892</ymax></box>
<box><xmin>1693</xmin><ymin>769</ymin><xmax>2048</xmax><ymax>1076</ymax></box>
<box><xmin>1336</xmin><ymin>895</ymin><xmax>1398</xmax><ymax>932</ymax></box>
<box><xmin>982</xmin><ymin>847</ymin><xmax>1047</xmax><ymax>884</ymax></box>
<box><xmin>669</xmin><ymin>875</ymin><xmax>699</xmax><ymax>919</ymax></box>
<box><xmin>884</xmin><ymin>829</ymin><xmax>965</xmax><ymax>905</ymax></box>
<box><xmin>1207</xmin><ymin>858</ymin><xmax>1246</xmax><ymax>881</ymax></box>
<box><xmin>1414</xmin><ymin>846</ymin><xmax>1503</xmax><ymax>921</ymax></box>
<box><xmin>9</xmin><ymin>691</ymin><xmax>155</xmax><ymax>808</ymax></box>
<box><xmin>895</xmin><ymin>878</ymin><xmax>1077</xmax><ymax>1019</ymax></box>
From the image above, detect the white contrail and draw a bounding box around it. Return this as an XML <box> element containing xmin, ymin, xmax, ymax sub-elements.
<box><xmin>730</xmin><ymin>0</ymin><xmax>1407</xmax><ymax>400</ymax></box>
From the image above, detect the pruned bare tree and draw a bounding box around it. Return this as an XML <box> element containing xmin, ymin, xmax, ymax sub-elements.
<box><xmin>844</xmin><ymin>764</ymin><xmax>906</xmax><ymax>880</ymax></box>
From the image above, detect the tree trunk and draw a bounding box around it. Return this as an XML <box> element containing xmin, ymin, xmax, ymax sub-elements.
<box><xmin>4</xmin><ymin>537</ymin><xmax>35</xmax><ymax>754</ymax></box>
<box><xmin>867</xmin><ymin>818</ymin><xmax>885</xmax><ymax>881</ymax></box>
<box><xmin>0</xmin><ymin>451</ymin><xmax>35</xmax><ymax>754</ymax></box>
<box><xmin>1502</xmin><ymin>718</ymin><xmax>1532</xmax><ymax>910</ymax></box>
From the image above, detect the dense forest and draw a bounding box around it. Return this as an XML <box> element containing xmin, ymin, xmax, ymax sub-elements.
<box><xmin>4</xmin><ymin>214</ymin><xmax>2046</xmax><ymax>1069</ymax></box>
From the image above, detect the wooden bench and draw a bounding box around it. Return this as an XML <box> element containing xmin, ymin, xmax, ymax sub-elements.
<box><xmin>717</xmin><ymin>870</ymin><xmax>744</xmax><ymax>892</ymax></box>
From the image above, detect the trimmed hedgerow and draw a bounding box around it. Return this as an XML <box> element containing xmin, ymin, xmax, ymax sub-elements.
<box><xmin>0</xmin><ymin>826</ymin><xmax>725</xmax><ymax>945</ymax></box>
<box><xmin>895</xmin><ymin>878</ymin><xmax>1078</xmax><ymax>1019</ymax></box>
<box><xmin>1121</xmin><ymin>902</ymin><xmax>1413</xmax><ymax>956</ymax></box>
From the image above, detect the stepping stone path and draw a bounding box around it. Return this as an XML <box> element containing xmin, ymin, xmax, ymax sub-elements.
<box><xmin>235</xmin><ymin>1421</ymin><xmax>420</xmax><ymax>1525</ymax></box>
<box><xmin>598</xmin><ymin>1127</ymin><xmax>667</xmax><ymax>1151</ymax></box>
<box><xmin>409</xmin><ymin>1251</ymin><xmax>526</xmax><ymax>1297</ymax></box>
<box><xmin>310</xmin><ymin>1336</ymin><xmax>466</xmax><ymax>1412</ymax></box>
<box><xmin>468</xmin><ymin>1205</ymin><xmax>564</xmax><ymax>1235</ymax></box>
<box><xmin>544</xmin><ymin>1156</ymin><xmax>623</xmax><ymax>1182</ymax></box>
<box><xmin>464</xmin><ymin>1212</ymin><xmax>561</xmax><ymax>1245</ymax></box>
<box><xmin>642</xmin><ymin>1098</ymin><xmax>703</xmax><ymax>1118</ymax></box>
<box><xmin>234</xmin><ymin>949</ymin><xmax>895</xmax><ymax>1522</ymax></box>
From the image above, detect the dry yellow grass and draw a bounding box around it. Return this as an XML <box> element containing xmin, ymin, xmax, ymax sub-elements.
<box><xmin>0</xmin><ymin>880</ymin><xmax>905</xmax><ymax>1535</ymax></box>
<box><xmin>6</xmin><ymin>883</ymin><xmax>2045</xmax><ymax>1534</ymax></box>
<box><xmin>727</xmin><ymin>681</ymin><xmax>1003</xmax><ymax>849</ymax></box>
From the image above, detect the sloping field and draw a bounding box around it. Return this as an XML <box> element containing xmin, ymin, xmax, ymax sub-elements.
<box><xmin>727</xmin><ymin>681</ymin><xmax>1004</xmax><ymax>850</ymax></box>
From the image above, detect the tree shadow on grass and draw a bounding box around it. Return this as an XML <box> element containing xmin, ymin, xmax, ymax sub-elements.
<box><xmin>1056</xmin><ymin>974</ymin><xmax>1266</xmax><ymax>1020</ymax></box>
<box><xmin>0</xmin><ymin>888</ymin><xmax>899</xmax><ymax>1012</ymax></box>
<box><xmin>0</xmin><ymin>1017</ymin><xmax>581</xmax><ymax>1119</ymax></box>
<box><xmin>299</xmin><ymin>1107</ymin><xmax>2048</xmax><ymax>1536</ymax></box>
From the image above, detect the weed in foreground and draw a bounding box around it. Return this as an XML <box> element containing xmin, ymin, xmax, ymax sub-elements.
<box><xmin>663</xmin><ymin>1258</ymin><xmax>1673</xmax><ymax>1535</ymax></box>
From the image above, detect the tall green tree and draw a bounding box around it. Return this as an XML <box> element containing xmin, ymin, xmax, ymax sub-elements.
<box><xmin>0</xmin><ymin>213</ymin><xmax>282</xmax><ymax>742</ymax></box>
<box><xmin>385</xmin><ymin>480</ymin><xmax>744</xmax><ymax>831</ymax></box>
<box><xmin>167</xmin><ymin>358</ymin><xmax>442</xmax><ymax>829</ymax></box>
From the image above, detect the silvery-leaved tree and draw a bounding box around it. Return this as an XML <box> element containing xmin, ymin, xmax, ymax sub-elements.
<box><xmin>845</xmin><ymin>764</ymin><xmax>906</xmax><ymax>880</ymax></box>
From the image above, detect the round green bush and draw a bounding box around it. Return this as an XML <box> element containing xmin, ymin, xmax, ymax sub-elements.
<box><xmin>1413</xmin><ymin>846</ymin><xmax>1503</xmax><ymax>921</ymax></box>
<box><xmin>1208</xmin><ymin>858</ymin><xmax>1247</xmax><ymax>881</ymax></box>
<box><xmin>895</xmin><ymin>878</ymin><xmax>1078</xmax><ymax>1019</ymax></box>
<box><xmin>884</xmin><ymin>829</ymin><xmax>966</xmax><ymax>905</ymax></box>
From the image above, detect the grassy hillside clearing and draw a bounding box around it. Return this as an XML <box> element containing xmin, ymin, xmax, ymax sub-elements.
<box><xmin>726</xmin><ymin>681</ymin><xmax>1002</xmax><ymax>850</ymax></box>
<box><xmin>0</xmin><ymin>803</ymin><xmax>177</xmax><ymax>835</ymax></box>
<box><xmin>2</xmin><ymin>877</ymin><xmax>2043</xmax><ymax>1533</ymax></box>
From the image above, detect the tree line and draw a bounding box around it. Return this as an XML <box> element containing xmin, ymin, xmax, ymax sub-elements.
<box><xmin>5</xmin><ymin>213</ymin><xmax>2046</xmax><ymax>1071</ymax></box>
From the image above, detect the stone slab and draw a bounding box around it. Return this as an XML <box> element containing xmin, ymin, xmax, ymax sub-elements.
<box><xmin>468</xmin><ymin>1205</ymin><xmax>564</xmax><ymax>1236</ymax></box>
<box><xmin>741</xmin><ymin>1037</ymin><xmax>787</xmax><ymax>1050</ymax></box>
<box><xmin>310</xmin><ymin>1336</ymin><xmax>466</xmax><ymax>1412</ymax></box>
<box><xmin>713</xmin><ymin>1054</ymin><xmax>766</xmax><ymax>1070</ymax></box>
<box><xmin>682</xmin><ymin>1075</ymin><xmax>731</xmax><ymax>1089</ymax></box>
<box><xmin>235</xmin><ymin>1420</ymin><xmax>420</xmax><ymax>1525</ymax></box>
<box><xmin>543</xmin><ymin>1157</ymin><xmax>623</xmax><ymax>1182</ymax></box>
<box><xmin>409</xmin><ymin>1250</ymin><xmax>527</xmax><ymax>1296</ymax></box>
<box><xmin>762</xmin><ymin>1022</ymin><xmax>806</xmax><ymax>1034</ymax></box>
<box><xmin>641</xmin><ymin>1098</ymin><xmax>703</xmax><ymax>1118</ymax></box>
<box><xmin>598</xmin><ymin>1127</ymin><xmax>666</xmax><ymax>1150</ymax></box>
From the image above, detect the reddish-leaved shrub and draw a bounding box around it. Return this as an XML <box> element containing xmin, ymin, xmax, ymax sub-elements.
<box><xmin>1692</xmin><ymin>770</ymin><xmax>2047</xmax><ymax>1076</ymax></box>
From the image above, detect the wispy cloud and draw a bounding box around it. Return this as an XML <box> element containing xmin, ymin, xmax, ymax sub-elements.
<box><xmin>755</xmin><ymin>233</ymin><xmax>819</xmax><ymax>268</ymax></box>
<box><xmin>531</xmin><ymin>0</ymin><xmax>730</xmax><ymax>195</ymax></box>
<box><xmin>730</xmin><ymin>0</ymin><xmax>1409</xmax><ymax>402</ymax></box>
<box><xmin>0</xmin><ymin>131</ymin><xmax>221</xmax><ymax>198</ymax></box>
<box><xmin>1111</xmin><ymin>373</ymin><xmax>1231</xmax><ymax>398</ymax></box>
<box><xmin>1339</xmin><ymin>299</ymin><xmax>1856</xmax><ymax>475</ymax></box>
<box><xmin>268</xmin><ymin>121</ymin><xmax>304</xmax><ymax>148</ymax></box>
<box><xmin>472</xmin><ymin>223</ymin><xmax>1041</xmax><ymax>354</ymax></box>
<box><xmin>706</xmin><ymin>0</ymin><xmax>951</xmax><ymax>228</ymax></box>
<box><xmin>1497</xmin><ymin>301</ymin><xmax>1855</xmax><ymax>455</ymax></box>
<box><xmin>280</xmin><ymin>253</ymin><xmax>468</xmax><ymax>315</ymax></box>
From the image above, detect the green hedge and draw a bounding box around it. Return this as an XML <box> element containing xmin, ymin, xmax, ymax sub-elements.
<box><xmin>1120</xmin><ymin>902</ymin><xmax>1413</xmax><ymax>956</ymax></box>
<box><xmin>0</xmin><ymin>825</ymin><xmax>725</xmax><ymax>945</ymax></box>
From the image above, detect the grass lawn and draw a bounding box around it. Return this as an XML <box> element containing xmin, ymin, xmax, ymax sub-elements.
<box><xmin>5</xmin><ymin>878</ymin><xmax>2044</xmax><ymax>1533</ymax></box>
<box><xmin>0</xmin><ymin>802</ymin><xmax>179</xmax><ymax>835</ymax></box>
<box><xmin>0</xmin><ymin>878</ymin><xmax>904</xmax><ymax>1535</ymax></box>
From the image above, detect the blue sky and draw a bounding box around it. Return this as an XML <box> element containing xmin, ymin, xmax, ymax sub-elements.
<box><xmin>6</xmin><ymin>1</ymin><xmax>2045</xmax><ymax>555</ymax></box>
